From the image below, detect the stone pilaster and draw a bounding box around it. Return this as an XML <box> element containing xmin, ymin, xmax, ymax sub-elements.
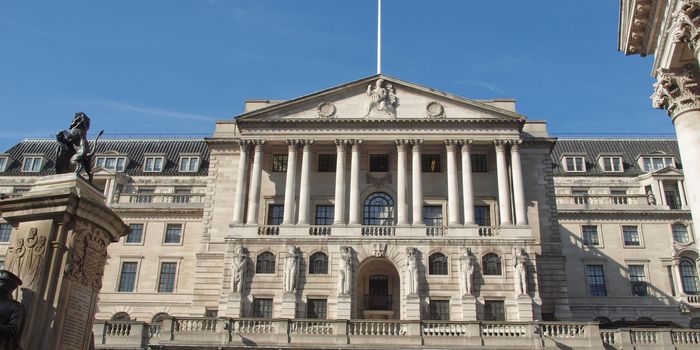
<box><xmin>232</xmin><ymin>140</ymin><xmax>250</xmax><ymax>225</ymax></box>
<box><xmin>460</xmin><ymin>140</ymin><xmax>475</xmax><ymax>225</ymax></box>
<box><xmin>333</xmin><ymin>140</ymin><xmax>347</xmax><ymax>225</ymax></box>
<box><xmin>510</xmin><ymin>140</ymin><xmax>528</xmax><ymax>225</ymax></box>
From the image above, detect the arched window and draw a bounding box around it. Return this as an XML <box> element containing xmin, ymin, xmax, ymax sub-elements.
<box><xmin>363</xmin><ymin>192</ymin><xmax>395</xmax><ymax>225</ymax></box>
<box><xmin>690</xmin><ymin>318</ymin><xmax>700</xmax><ymax>329</ymax></box>
<box><xmin>680</xmin><ymin>259</ymin><xmax>700</xmax><ymax>295</ymax></box>
<box><xmin>309</xmin><ymin>252</ymin><xmax>328</xmax><ymax>274</ymax></box>
<box><xmin>111</xmin><ymin>312</ymin><xmax>130</xmax><ymax>321</ymax></box>
<box><xmin>429</xmin><ymin>253</ymin><xmax>448</xmax><ymax>275</ymax></box>
<box><xmin>256</xmin><ymin>252</ymin><xmax>276</xmax><ymax>274</ymax></box>
<box><xmin>482</xmin><ymin>253</ymin><xmax>501</xmax><ymax>275</ymax></box>
<box><xmin>152</xmin><ymin>313</ymin><xmax>170</xmax><ymax>323</ymax></box>
<box><xmin>673</xmin><ymin>224</ymin><xmax>690</xmax><ymax>243</ymax></box>
<box><xmin>594</xmin><ymin>316</ymin><xmax>611</xmax><ymax>324</ymax></box>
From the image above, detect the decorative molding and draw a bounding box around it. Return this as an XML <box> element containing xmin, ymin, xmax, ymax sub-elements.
<box><xmin>366</xmin><ymin>172</ymin><xmax>391</xmax><ymax>188</ymax></box>
<box><xmin>651</xmin><ymin>64</ymin><xmax>700</xmax><ymax>118</ymax></box>
<box><xmin>671</xmin><ymin>0</ymin><xmax>700</xmax><ymax>51</ymax></box>
<box><xmin>426</xmin><ymin>101</ymin><xmax>446</xmax><ymax>118</ymax></box>
<box><xmin>494</xmin><ymin>139</ymin><xmax>508</xmax><ymax>152</ymax></box>
<box><xmin>316</xmin><ymin>102</ymin><xmax>337</xmax><ymax>118</ymax></box>
<box><xmin>285</xmin><ymin>139</ymin><xmax>300</xmax><ymax>152</ymax></box>
<box><xmin>349</xmin><ymin>139</ymin><xmax>363</xmax><ymax>152</ymax></box>
<box><xmin>394</xmin><ymin>139</ymin><xmax>409</xmax><ymax>152</ymax></box>
<box><xmin>625</xmin><ymin>0</ymin><xmax>653</xmax><ymax>55</ymax></box>
<box><xmin>444</xmin><ymin>139</ymin><xmax>459</xmax><ymax>152</ymax></box>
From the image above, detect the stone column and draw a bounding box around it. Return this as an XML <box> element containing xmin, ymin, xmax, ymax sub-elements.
<box><xmin>297</xmin><ymin>140</ymin><xmax>313</xmax><ymax>225</ymax></box>
<box><xmin>658</xmin><ymin>180</ymin><xmax>667</xmax><ymax>207</ymax></box>
<box><xmin>461</xmin><ymin>140</ymin><xmax>475</xmax><ymax>225</ymax></box>
<box><xmin>395</xmin><ymin>140</ymin><xmax>409</xmax><ymax>225</ymax></box>
<box><xmin>510</xmin><ymin>140</ymin><xmax>528</xmax><ymax>225</ymax></box>
<box><xmin>678</xmin><ymin>179</ymin><xmax>688</xmax><ymax>207</ymax></box>
<box><xmin>670</xmin><ymin>2</ymin><xmax>700</xmax><ymax>65</ymax></box>
<box><xmin>495</xmin><ymin>140</ymin><xmax>513</xmax><ymax>226</ymax></box>
<box><xmin>246</xmin><ymin>140</ymin><xmax>265</xmax><ymax>225</ymax></box>
<box><xmin>411</xmin><ymin>140</ymin><xmax>424</xmax><ymax>226</ymax></box>
<box><xmin>348</xmin><ymin>140</ymin><xmax>363</xmax><ymax>225</ymax></box>
<box><xmin>282</xmin><ymin>140</ymin><xmax>299</xmax><ymax>225</ymax></box>
<box><xmin>232</xmin><ymin>140</ymin><xmax>250</xmax><ymax>225</ymax></box>
<box><xmin>445</xmin><ymin>140</ymin><xmax>461</xmax><ymax>226</ymax></box>
<box><xmin>334</xmin><ymin>140</ymin><xmax>347</xmax><ymax>225</ymax></box>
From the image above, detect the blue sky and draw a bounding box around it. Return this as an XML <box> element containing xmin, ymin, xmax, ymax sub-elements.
<box><xmin>0</xmin><ymin>1</ymin><xmax>670</xmax><ymax>151</ymax></box>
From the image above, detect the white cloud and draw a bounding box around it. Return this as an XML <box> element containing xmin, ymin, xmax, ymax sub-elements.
<box><xmin>104</xmin><ymin>101</ymin><xmax>217</xmax><ymax>122</ymax></box>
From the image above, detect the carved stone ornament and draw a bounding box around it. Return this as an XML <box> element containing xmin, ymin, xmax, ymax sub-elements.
<box><xmin>316</xmin><ymin>102</ymin><xmax>337</xmax><ymax>118</ymax></box>
<box><xmin>425</xmin><ymin>101</ymin><xmax>445</xmax><ymax>118</ymax></box>
<box><xmin>364</xmin><ymin>78</ymin><xmax>398</xmax><ymax>117</ymax></box>
<box><xmin>65</xmin><ymin>219</ymin><xmax>109</xmax><ymax>291</ymax></box>
<box><xmin>6</xmin><ymin>227</ymin><xmax>47</xmax><ymax>290</ymax></box>
<box><xmin>366</xmin><ymin>172</ymin><xmax>391</xmax><ymax>188</ymax></box>
<box><xmin>671</xmin><ymin>0</ymin><xmax>700</xmax><ymax>50</ymax></box>
<box><xmin>372</xmin><ymin>243</ymin><xmax>386</xmax><ymax>257</ymax></box>
<box><xmin>625</xmin><ymin>0</ymin><xmax>652</xmax><ymax>54</ymax></box>
<box><xmin>651</xmin><ymin>64</ymin><xmax>700</xmax><ymax>118</ymax></box>
<box><xmin>230</xmin><ymin>246</ymin><xmax>247</xmax><ymax>293</ymax></box>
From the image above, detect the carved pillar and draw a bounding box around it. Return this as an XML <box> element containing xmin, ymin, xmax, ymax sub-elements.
<box><xmin>510</xmin><ymin>140</ymin><xmax>528</xmax><ymax>225</ymax></box>
<box><xmin>411</xmin><ymin>140</ymin><xmax>424</xmax><ymax>226</ymax></box>
<box><xmin>671</xmin><ymin>0</ymin><xmax>700</xmax><ymax>62</ymax></box>
<box><xmin>395</xmin><ymin>139</ymin><xmax>409</xmax><ymax>225</ymax></box>
<box><xmin>495</xmin><ymin>140</ymin><xmax>513</xmax><ymax>226</ymax></box>
<box><xmin>445</xmin><ymin>140</ymin><xmax>460</xmax><ymax>226</ymax></box>
<box><xmin>297</xmin><ymin>140</ymin><xmax>313</xmax><ymax>225</ymax></box>
<box><xmin>333</xmin><ymin>140</ymin><xmax>347</xmax><ymax>225</ymax></box>
<box><xmin>246</xmin><ymin>140</ymin><xmax>265</xmax><ymax>224</ymax></box>
<box><xmin>348</xmin><ymin>140</ymin><xmax>363</xmax><ymax>225</ymax></box>
<box><xmin>282</xmin><ymin>140</ymin><xmax>299</xmax><ymax>225</ymax></box>
<box><xmin>461</xmin><ymin>140</ymin><xmax>475</xmax><ymax>225</ymax></box>
<box><xmin>232</xmin><ymin>140</ymin><xmax>250</xmax><ymax>225</ymax></box>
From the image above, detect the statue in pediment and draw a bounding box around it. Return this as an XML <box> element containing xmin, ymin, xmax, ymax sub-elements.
<box><xmin>365</xmin><ymin>79</ymin><xmax>397</xmax><ymax>117</ymax></box>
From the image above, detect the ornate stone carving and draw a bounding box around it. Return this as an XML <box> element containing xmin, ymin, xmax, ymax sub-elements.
<box><xmin>405</xmin><ymin>247</ymin><xmax>419</xmax><ymax>296</ymax></box>
<box><xmin>394</xmin><ymin>139</ymin><xmax>409</xmax><ymax>152</ymax></box>
<box><xmin>513</xmin><ymin>247</ymin><xmax>528</xmax><ymax>296</ymax></box>
<box><xmin>349</xmin><ymin>139</ymin><xmax>363</xmax><ymax>152</ymax></box>
<box><xmin>286</xmin><ymin>139</ymin><xmax>300</xmax><ymax>152</ymax></box>
<box><xmin>625</xmin><ymin>0</ymin><xmax>652</xmax><ymax>54</ymax></box>
<box><xmin>299</xmin><ymin>139</ymin><xmax>314</xmax><ymax>152</ymax></box>
<box><xmin>671</xmin><ymin>0</ymin><xmax>700</xmax><ymax>50</ymax></box>
<box><xmin>66</xmin><ymin>219</ymin><xmax>109</xmax><ymax>291</ymax></box>
<box><xmin>426</xmin><ymin>101</ymin><xmax>445</xmax><ymax>118</ymax></box>
<box><xmin>366</xmin><ymin>172</ymin><xmax>391</xmax><ymax>188</ymax></box>
<box><xmin>410</xmin><ymin>139</ymin><xmax>423</xmax><ymax>152</ymax></box>
<box><xmin>460</xmin><ymin>139</ymin><xmax>473</xmax><ymax>153</ymax></box>
<box><xmin>6</xmin><ymin>227</ymin><xmax>47</xmax><ymax>290</ymax></box>
<box><xmin>460</xmin><ymin>248</ymin><xmax>476</xmax><ymax>296</ymax></box>
<box><xmin>372</xmin><ymin>243</ymin><xmax>386</xmax><ymax>257</ymax></box>
<box><xmin>338</xmin><ymin>246</ymin><xmax>353</xmax><ymax>295</ymax></box>
<box><xmin>494</xmin><ymin>139</ymin><xmax>508</xmax><ymax>152</ymax></box>
<box><xmin>316</xmin><ymin>102</ymin><xmax>337</xmax><ymax>118</ymax></box>
<box><xmin>445</xmin><ymin>139</ymin><xmax>459</xmax><ymax>152</ymax></box>
<box><xmin>334</xmin><ymin>139</ymin><xmax>347</xmax><ymax>152</ymax></box>
<box><xmin>230</xmin><ymin>246</ymin><xmax>247</xmax><ymax>293</ymax></box>
<box><xmin>651</xmin><ymin>64</ymin><xmax>700</xmax><ymax>118</ymax></box>
<box><xmin>364</xmin><ymin>78</ymin><xmax>398</xmax><ymax>117</ymax></box>
<box><xmin>283</xmin><ymin>245</ymin><xmax>300</xmax><ymax>293</ymax></box>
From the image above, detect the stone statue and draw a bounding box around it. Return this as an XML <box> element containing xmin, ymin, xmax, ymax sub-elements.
<box><xmin>461</xmin><ymin>248</ymin><xmax>476</xmax><ymax>296</ymax></box>
<box><xmin>513</xmin><ymin>247</ymin><xmax>528</xmax><ymax>296</ymax></box>
<box><xmin>405</xmin><ymin>247</ymin><xmax>419</xmax><ymax>296</ymax></box>
<box><xmin>0</xmin><ymin>270</ymin><xmax>24</xmax><ymax>350</ymax></box>
<box><xmin>283</xmin><ymin>246</ymin><xmax>299</xmax><ymax>293</ymax></box>
<box><xmin>230</xmin><ymin>246</ymin><xmax>247</xmax><ymax>293</ymax></box>
<box><xmin>55</xmin><ymin>112</ymin><xmax>104</xmax><ymax>182</ymax></box>
<box><xmin>646</xmin><ymin>190</ymin><xmax>657</xmax><ymax>206</ymax></box>
<box><xmin>364</xmin><ymin>78</ymin><xmax>398</xmax><ymax>117</ymax></box>
<box><xmin>338</xmin><ymin>246</ymin><xmax>352</xmax><ymax>295</ymax></box>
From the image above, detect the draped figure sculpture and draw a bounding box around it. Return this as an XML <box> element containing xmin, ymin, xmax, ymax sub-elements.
<box><xmin>461</xmin><ymin>248</ymin><xmax>476</xmax><ymax>296</ymax></box>
<box><xmin>230</xmin><ymin>246</ymin><xmax>246</xmax><ymax>293</ymax></box>
<box><xmin>405</xmin><ymin>247</ymin><xmax>419</xmax><ymax>296</ymax></box>
<box><xmin>283</xmin><ymin>246</ymin><xmax>300</xmax><ymax>293</ymax></box>
<box><xmin>338</xmin><ymin>246</ymin><xmax>352</xmax><ymax>295</ymax></box>
<box><xmin>513</xmin><ymin>247</ymin><xmax>529</xmax><ymax>296</ymax></box>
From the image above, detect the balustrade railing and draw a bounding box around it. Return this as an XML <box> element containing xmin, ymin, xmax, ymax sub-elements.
<box><xmin>600</xmin><ymin>330</ymin><xmax>616</xmax><ymax>345</ymax></box>
<box><xmin>308</xmin><ymin>226</ymin><xmax>331</xmax><ymax>236</ymax></box>
<box><xmin>121</xmin><ymin>192</ymin><xmax>205</xmax><ymax>205</ymax></box>
<box><xmin>290</xmin><ymin>320</ymin><xmax>334</xmax><ymax>335</ymax></box>
<box><xmin>426</xmin><ymin>226</ymin><xmax>448</xmax><ymax>236</ymax></box>
<box><xmin>422</xmin><ymin>322</ymin><xmax>468</xmax><ymax>336</ymax></box>
<box><xmin>361</xmin><ymin>226</ymin><xmax>395</xmax><ymax>236</ymax></box>
<box><xmin>231</xmin><ymin>319</ymin><xmax>275</xmax><ymax>334</ymax></box>
<box><xmin>556</xmin><ymin>194</ymin><xmax>648</xmax><ymax>207</ymax></box>
<box><xmin>687</xmin><ymin>295</ymin><xmax>700</xmax><ymax>303</ymax></box>
<box><xmin>480</xmin><ymin>322</ymin><xmax>526</xmax><ymax>337</ymax></box>
<box><xmin>538</xmin><ymin>322</ymin><xmax>586</xmax><ymax>338</ymax></box>
<box><xmin>105</xmin><ymin>322</ymin><xmax>132</xmax><ymax>337</ymax></box>
<box><xmin>174</xmin><ymin>318</ymin><xmax>217</xmax><ymax>333</ymax></box>
<box><xmin>349</xmin><ymin>320</ymin><xmax>406</xmax><ymax>336</ymax></box>
<box><xmin>630</xmin><ymin>330</ymin><xmax>658</xmax><ymax>344</ymax></box>
<box><xmin>478</xmin><ymin>226</ymin><xmax>500</xmax><ymax>237</ymax></box>
<box><xmin>257</xmin><ymin>226</ymin><xmax>280</xmax><ymax>236</ymax></box>
<box><xmin>672</xmin><ymin>330</ymin><xmax>700</xmax><ymax>345</ymax></box>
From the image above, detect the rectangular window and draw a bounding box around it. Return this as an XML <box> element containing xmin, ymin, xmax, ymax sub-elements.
<box><xmin>118</xmin><ymin>262</ymin><xmax>138</xmax><ymax>292</ymax></box>
<box><xmin>144</xmin><ymin>156</ymin><xmax>164</xmax><ymax>172</ymax></box>
<box><xmin>164</xmin><ymin>224</ymin><xmax>183</xmax><ymax>244</ymax></box>
<box><xmin>429</xmin><ymin>300</ymin><xmax>450</xmax><ymax>320</ymax></box>
<box><xmin>673</xmin><ymin>224</ymin><xmax>690</xmax><ymax>243</ymax></box>
<box><xmin>272</xmin><ymin>154</ymin><xmax>288</xmax><ymax>172</ymax></box>
<box><xmin>642</xmin><ymin>156</ymin><xmax>674</xmax><ymax>172</ymax></box>
<box><xmin>582</xmin><ymin>225</ymin><xmax>599</xmax><ymax>246</ymax></box>
<box><xmin>665</xmin><ymin>190</ymin><xmax>681</xmax><ymax>209</ymax></box>
<box><xmin>471</xmin><ymin>154</ymin><xmax>488</xmax><ymax>173</ymax></box>
<box><xmin>125</xmin><ymin>223</ymin><xmax>144</xmax><ymax>244</ymax></box>
<box><xmin>96</xmin><ymin>156</ymin><xmax>127</xmax><ymax>172</ymax></box>
<box><xmin>252</xmin><ymin>298</ymin><xmax>273</xmax><ymax>318</ymax></box>
<box><xmin>602</xmin><ymin>156</ymin><xmax>623</xmax><ymax>172</ymax></box>
<box><xmin>564</xmin><ymin>156</ymin><xmax>586</xmax><ymax>172</ymax></box>
<box><xmin>22</xmin><ymin>157</ymin><xmax>43</xmax><ymax>172</ymax></box>
<box><xmin>314</xmin><ymin>205</ymin><xmax>334</xmax><ymax>225</ymax></box>
<box><xmin>474</xmin><ymin>205</ymin><xmax>491</xmax><ymax>226</ymax></box>
<box><xmin>205</xmin><ymin>309</ymin><xmax>218</xmax><ymax>318</ymax></box>
<box><xmin>628</xmin><ymin>265</ymin><xmax>648</xmax><ymax>296</ymax></box>
<box><xmin>423</xmin><ymin>205</ymin><xmax>443</xmax><ymax>226</ymax></box>
<box><xmin>306</xmin><ymin>299</ymin><xmax>327</xmax><ymax>319</ymax></box>
<box><xmin>369</xmin><ymin>154</ymin><xmax>389</xmax><ymax>172</ymax></box>
<box><xmin>0</xmin><ymin>224</ymin><xmax>12</xmax><ymax>243</ymax></box>
<box><xmin>483</xmin><ymin>301</ymin><xmax>505</xmax><ymax>321</ymax></box>
<box><xmin>178</xmin><ymin>156</ymin><xmax>200</xmax><ymax>172</ymax></box>
<box><xmin>158</xmin><ymin>262</ymin><xmax>177</xmax><ymax>293</ymax></box>
<box><xmin>317</xmin><ymin>154</ymin><xmax>337</xmax><ymax>172</ymax></box>
<box><xmin>622</xmin><ymin>225</ymin><xmax>640</xmax><ymax>246</ymax></box>
<box><xmin>586</xmin><ymin>265</ymin><xmax>607</xmax><ymax>296</ymax></box>
<box><xmin>0</xmin><ymin>157</ymin><xmax>7</xmax><ymax>172</ymax></box>
<box><xmin>421</xmin><ymin>154</ymin><xmax>441</xmax><ymax>173</ymax></box>
<box><xmin>267</xmin><ymin>204</ymin><xmax>284</xmax><ymax>225</ymax></box>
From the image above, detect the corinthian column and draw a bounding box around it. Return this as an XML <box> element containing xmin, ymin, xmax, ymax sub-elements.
<box><xmin>670</xmin><ymin>0</ymin><xmax>700</xmax><ymax>63</ymax></box>
<box><xmin>297</xmin><ymin>140</ymin><xmax>313</xmax><ymax>225</ymax></box>
<box><xmin>461</xmin><ymin>140</ymin><xmax>475</xmax><ymax>225</ymax></box>
<box><xmin>411</xmin><ymin>140</ymin><xmax>424</xmax><ymax>226</ymax></box>
<box><xmin>334</xmin><ymin>140</ymin><xmax>347</xmax><ymax>225</ymax></box>
<box><xmin>395</xmin><ymin>139</ymin><xmax>409</xmax><ymax>225</ymax></box>
<box><xmin>282</xmin><ymin>140</ymin><xmax>299</xmax><ymax>225</ymax></box>
<box><xmin>495</xmin><ymin>140</ymin><xmax>512</xmax><ymax>226</ymax></box>
<box><xmin>232</xmin><ymin>140</ymin><xmax>250</xmax><ymax>225</ymax></box>
<box><xmin>348</xmin><ymin>140</ymin><xmax>363</xmax><ymax>225</ymax></box>
<box><xmin>652</xmin><ymin>64</ymin><xmax>700</xmax><ymax>229</ymax></box>
<box><xmin>445</xmin><ymin>140</ymin><xmax>460</xmax><ymax>226</ymax></box>
<box><xmin>510</xmin><ymin>140</ymin><xmax>528</xmax><ymax>225</ymax></box>
<box><xmin>246</xmin><ymin>140</ymin><xmax>265</xmax><ymax>224</ymax></box>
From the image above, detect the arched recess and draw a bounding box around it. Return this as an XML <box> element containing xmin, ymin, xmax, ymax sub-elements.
<box><xmin>355</xmin><ymin>257</ymin><xmax>401</xmax><ymax>320</ymax></box>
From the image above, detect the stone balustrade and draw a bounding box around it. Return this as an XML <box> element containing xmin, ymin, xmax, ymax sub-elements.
<box><xmin>556</xmin><ymin>194</ymin><xmax>657</xmax><ymax>210</ymax></box>
<box><xmin>360</xmin><ymin>225</ymin><xmax>396</xmax><ymax>236</ymax></box>
<box><xmin>425</xmin><ymin>226</ymin><xmax>448</xmax><ymax>236</ymax></box>
<box><xmin>478</xmin><ymin>226</ymin><xmax>501</xmax><ymax>237</ymax></box>
<box><xmin>118</xmin><ymin>192</ymin><xmax>206</xmax><ymax>205</ymax></box>
<box><xmin>308</xmin><ymin>225</ymin><xmax>332</xmax><ymax>236</ymax></box>
<box><xmin>234</xmin><ymin>224</ymin><xmax>535</xmax><ymax>239</ymax></box>
<box><xmin>687</xmin><ymin>295</ymin><xmax>700</xmax><ymax>304</ymax></box>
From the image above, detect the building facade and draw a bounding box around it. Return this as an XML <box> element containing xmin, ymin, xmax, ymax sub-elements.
<box><xmin>0</xmin><ymin>75</ymin><xmax>698</xmax><ymax>349</ymax></box>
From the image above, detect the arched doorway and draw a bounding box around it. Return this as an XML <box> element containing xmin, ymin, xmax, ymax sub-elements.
<box><xmin>355</xmin><ymin>257</ymin><xmax>400</xmax><ymax>319</ymax></box>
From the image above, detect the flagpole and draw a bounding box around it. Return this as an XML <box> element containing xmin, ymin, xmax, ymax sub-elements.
<box><xmin>377</xmin><ymin>0</ymin><xmax>382</xmax><ymax>74</ymax></box>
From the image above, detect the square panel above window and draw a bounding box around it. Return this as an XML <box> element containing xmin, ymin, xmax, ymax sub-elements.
<box><xmin>178</xmin><ymin>156</ymin><xmax>200</xmax><ymax>173</ymax></box>
<box><xmin>96</xmin><ymin>155</ymin><xmax>128</xmax><ymax>172</ymax></box>
<box><xmin>22</xmin><ymin>156</ymin><xmax>43</xmax><ymax>173</ymax></box>
<box><xmin>144</xmin><ymin>156</ymin><xmax>165</xmax><ymax>172</ymax></box>
<box><xmin>563</xmin><ymin>156</ymin><xmax>586</xmax><ymax>172</ymax></box>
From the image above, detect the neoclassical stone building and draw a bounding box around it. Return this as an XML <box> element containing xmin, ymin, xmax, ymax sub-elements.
<box><xmin>0</xmin><ymin>75</ymin><xmax>698</xmax><ymax>349</ymax></box>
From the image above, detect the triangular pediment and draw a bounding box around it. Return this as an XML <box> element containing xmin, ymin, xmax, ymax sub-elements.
<box><xmin>651</xmin><ymin>166</ymin><xmax>684</xmax><ymax>177</ymax></box>
<box><xmin>235</xmin><ymin>74</ymin><xmax>526</xmax><ymax>122</ymax></box>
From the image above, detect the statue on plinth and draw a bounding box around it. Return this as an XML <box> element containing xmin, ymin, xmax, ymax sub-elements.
<box><xmin>0</xmin><ymin>270</ymin><xmax>23</xmax><ymax>350</ymax></box>
<box><xmin>405</xmin><ymin>247</ymin><xmax>419</xmax><ymax>296</ymax></box>
<box><xmin>513</xmin><ymin>247</ymin><xmax>529</xmax><ymax>296</ymax></box>
<box><xmin>283</xmin><ymin>246</ymin><xmax>300</xmax><ymax>293</ymax></box>
<box><xmin>55</xmin><ymin>112</ymin><xmax>103</xmax><ymax>182</ymax></box>
<box><xmin>461</xmin><ymin>248</ymin><xmax>476</xmax><ymax>296</ymax></box>
<box><xmin>338</xmin><ymin>246</ymin><xmax>352</xmax><ymax>295</ymax></box>
<box><xmin>230</xmin><ymin>246</ymin><xmax>247</xmax><ymax>293</ymax></box>
<box><xmin>364</xmin><ymin>78</ymin><xmax>398</xmax><ymax>117</ymax></box>
<box><xmin>646</xmin><ymin>190</ymin><xmax>657</xmax><ymax>206</ymax></box>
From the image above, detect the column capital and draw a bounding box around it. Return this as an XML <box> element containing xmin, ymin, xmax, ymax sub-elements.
<box><xmin>652</xmin><ymin>64</ymin><xmax>700</xmax><ymax>119</ymax></box>
<box><xmin>510</xmin><ymin>139</ymin><xmax>522</xmax><ymax>152</ymax></box>
<box><xmin>249</xmin><ymin>139</ymin><xmax>266</xmax><ymax>151</ymax></box>
<box><xmin>236</xmin><ymin>139</ymin><xmax>251</xmax><ymax>152</ymax></box>
<box><xmin>494</xmin><ymin>139</ymin><xmax>508</xmax><ymax>152</ymax></box>
<box><xmin>395</xmin><ymin>139</ymin><xmax>409</xmax><ymax>152</ymax></box>
<box><xmin>349</xmin><ymin>139</ymin><xmax>363</xmax><ymax>151</ymax></box>
<box><xmin>460</xmin><ymin>139</ymin><xmax>473</xmax><ymax>152</ymax></box>
<box><xmin>286</xmin><ymin>139</ymin><xmax>301</xmax><ymax>152</ymax></box>
<box><xmin>410</xmin><ymin>139</ymin><xmax>423</xmax><ymax>152</ymax></box>
<box><xmin>445</xmin><ymin>139</ymin><xmax>459</xmax><ymax>151</ymax></box>
<box><xmin>671</xmin><ymin>0</ymin><xmax>700</xmax><ymax>51</ymax></box>
<box><xmin>335</xmin><ymin>139</ymin><xmax>348</xmax><ymax>152</ymax></box>
<box><xmin>299</xmin><ymin>139</ymin><xmax>314</xmax><ymax>151</ymax></box>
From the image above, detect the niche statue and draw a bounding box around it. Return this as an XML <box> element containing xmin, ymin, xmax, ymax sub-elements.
<box><xmin>55</xmin><ymin>112</ymin><xmax>103</xmax><ymax>182</ymax></box>
<box><xmin>405</xmin><ymin>247</ymin><xmax>419</xmax><ymax>296</ymax></box>
<box><xmin>283</xmin><ymin>246</ymin><xmax>300</xmax><ymax>293</ymax></box>
<box><xmin>461</xmin><ymin>248</ymin><xmax>476</xmax><ymax>296</ymax></box>
<box><xmin>513</xmin><ymin>247</ymin><xmax>529</xmax><ymax>296</ymax></box>
<box><xmin>338</xmin><ymin>246</ymin><xmax>353</xmax><ymax>295</ymax></box>
<box><xmin>230</xmin><ymin>246</ymin><xmax>247</xmax><ymax>293</ymax></box>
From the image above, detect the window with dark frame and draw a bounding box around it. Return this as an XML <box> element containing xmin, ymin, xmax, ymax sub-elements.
<box><xmin>474</xmin><ymin>205</ymin><xmax>491</xmax><ymax>226</ymax></box>
<box><xmin>482</xmin><ymin>253</ymin><xmax>501</xmax><ymax>275</ymax></box>
<box><xmin>673</xmin><ymin>224</ymin><xmax>690</xmax><ymax>243</ymax></box>
<box><xmin>680</xmin><ymin>259</ymin><xmax>700</xmax><ymax>295</ymax></box>
<box><xmin>118</xmin><ymin>262</ymin><xmax>138</xmax><ymax>292</ymax></box>
<box><xmin>622</xmin><ymin>225</ymin><xmax>640</xmax><ymax>246</ymax></box>
<box><xmin>315</xmin><ymin>205</ymin><xmax>334</xmax><ymax>225</ymax></box>
<box><xmin>306</xmin><ymin>299</ymin><xmax>327</xmax><ymax>319</ymax></box>
<box><xmin>421</xmin><ymin>154</ymin><xmax>441</xmax><ymax>173</ymax></box>
<box><xmin>256</xmin><ymin>252</ymin><xmax>276</xmax><ymax>274</ymax></box>
<box><xmin>369</xmin><ymin>154</ymin><xmax>389</xmax><ymax>172</ymax></box>
<box><xmin>363</xmin><ymin>192</ymin><xmax>395</xmax><ymax>225</ymax></box>
<box><xmin>483</xmin><ymin>301</ymin><xmax>505</xmax><ymax>321</ymax></box>
<box><xmin>126</xmin><ymin>223</ymin><xmax>144</xmax><ymax>244</ymax></box>
<box><xmin>267</xmin><ymin>204</ymin><xmax>284</xmax><ymax>225</ymax></box>
<box><xmin>164</xmin><ymin>224</ymin><xmax>182</xmax><ymax>244</ymax></box>
<box><xmin>272</xmin><ymin>154</ymin><xmax>288</xmax><ymax>172</ymax></box>
<box><xmin>252</xmin><ymin>298</ymin><xmax>273</xmax><ymax>318</ymax></box>
<box><xmin>586</xmin><ymin>265</ymin><xmax>607</xmax><ymax>296</ymax></box>
<box><xmin>428</xmin><ymin>300</ymin><xmax>450</xmax><ymax>320</ymax></box>
<box><xmin>318</xmin><ymin>154</ymin><xmax>337</xmax><ymax>172</ymax></box>
<box><xmin>309</xmin><ymin>252</ymin><xmax>328</xmax><ymax>274</ymax></box>
<box><xmin>158</xmin><ymin>262</ymin><xmax>177</xmax><ymax>293</ymax></box>
<box><xmin>582</xmin><ymin>225</ymin><xmax>599</xmax><ymax>246</ymax></box>
<box><xmin>423</xmin><ymin>206</ymin><xmax>443</xmax><ymax>226</ymax></box>
<box><xmin>0</xmin><ymin>224</ymin><xmax>12</xmax><ymax>243</ymax></box>
<box><xmin>471</xmin><ymin>154</ymin><xmax>488</xmax><ymax>173</ymax></box>
<box><xmin>429</xmin><ymin>253</ymin><xmax>448</xmax><ymax>275</ymax></box>
<box><xmin>628</xmin><ymin>265</ymin><xmax>648</xmax><ymax>296</ymax></box>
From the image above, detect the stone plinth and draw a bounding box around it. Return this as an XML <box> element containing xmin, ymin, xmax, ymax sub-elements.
<box><xmin>516</xmin><ymin>295</ymin><xmax>534</xmax><ymax>321</ymax></box>
<box><xmin>336</xmin><ymin>294</ymin><xmax>352</xmax><ymax>319</ymax></box>
<box><xmin>0</xmin><ymin>174</ymin><xmax>128</xmax><ymax>350</ymax></box>
<box><xmin>280</xmin><ymin>292</ymin><xmax>296</xmax><ymax>318</ymax></box>
<box><xmin>223</xmin><ymin>292</ymin><xmax>243</xmax><ymax>318</ymax></box>
<box><xmin>461</xmin><ymin>295</ymin><xmax>477</xmax><ymax>321</ymax></box>
<box><xmin>404</xmin><ymin>295</ymin><xmax>420</xmax><ymax>320</ymax></box>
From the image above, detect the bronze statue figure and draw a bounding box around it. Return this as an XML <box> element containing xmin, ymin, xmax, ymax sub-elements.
<box><xmin>55</xmin><ymin>112</ymin><xmax>103</xmax><ymax>182</ymax></box>
<box><xmin>0</xmin><ymin>270</ymin><xmax>23</xmax><ymax>350</ymax></box>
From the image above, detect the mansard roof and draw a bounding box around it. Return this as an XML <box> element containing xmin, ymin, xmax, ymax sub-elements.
<box><xmin>551</xmin><ymin>138</ymin><xmax>680</xmax><ymax>176</ymax></box>
<box><xmin>1</xmin><ymin>139</ymin><xmax>209</xmax><ymax>177</ymax></box>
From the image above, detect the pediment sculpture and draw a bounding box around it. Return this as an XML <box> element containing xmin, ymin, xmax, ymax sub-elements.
<box><xmin>364</xmin><ymin>78</ymin><xmax>398</xmax><ymax>117</ymax></box>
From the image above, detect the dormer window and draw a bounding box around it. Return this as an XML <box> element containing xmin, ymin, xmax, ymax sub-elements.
<box><xmin>144</xmin><ymin>156</ymin><xmax>165</xmax><ymax>172</ymax></box>
<box><xmin>600</xmin><ymin>156</ymin><xmax>623</xmax><ymax>173</ymax></box>
<box><xmin>0</xmin><ymin>156</ymin><xmax>8</xmax><ymax>172</ymax></box>
<box><xmin>21</xmin><ymin>156</ymin><xmax>43</xmax><ymax>173</ymax></box>
<box><xmin>640</xmin><ymin>155</ymin><xmax>674</xmax><ymax>172</ymax></box>
<box><xmin>178</xmin><ymin>156</ymin><xmax>200</xmax><ymax>173</ymax></box>
<box><xmin>562</xmin><ymin>156</ymin><xmax>586</xmax><ymax>172</ymax></box>
<box><xmin>95</xmin><ymin>155</ymin><xmax>128</xmax><ymax>172</ymax></box>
